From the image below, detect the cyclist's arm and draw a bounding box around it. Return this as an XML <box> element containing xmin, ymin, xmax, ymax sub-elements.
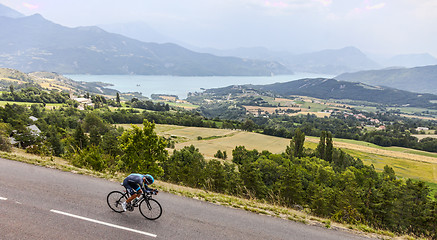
<box><xmin>143</xmin><ymin>184</ymin><xmax>153</xmax><ymax>192</ymax></box>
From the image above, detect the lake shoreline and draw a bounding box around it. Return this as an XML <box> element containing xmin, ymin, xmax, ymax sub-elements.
<box><xmin>66</xmin><ymin>73</ymin><xmax>333</xmax><ymax>100</ymax></box>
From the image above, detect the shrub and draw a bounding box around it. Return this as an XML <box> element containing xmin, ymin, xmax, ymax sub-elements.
<box><xmin>0</xmin><ymin>134</ymin><xmax>12</xmax><ymax>152</ymax></box>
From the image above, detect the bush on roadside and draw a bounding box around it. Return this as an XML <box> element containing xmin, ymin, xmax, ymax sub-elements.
<box><xmin>0</xmin><ymin>134</ymin><xmax>12</xmax><ymax>152</ymax></box>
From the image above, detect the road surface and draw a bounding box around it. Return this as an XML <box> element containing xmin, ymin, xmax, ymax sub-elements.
<box><xmin>0</xmin><ymin>158</ymin><xmax>374</xmax><ymax>239</ymax></box>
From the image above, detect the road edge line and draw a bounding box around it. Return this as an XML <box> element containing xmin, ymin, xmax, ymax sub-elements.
<box><xmin>50</xmin><ymin>209</ymin><xmax>157</xmax><ymax>238</ymax></box>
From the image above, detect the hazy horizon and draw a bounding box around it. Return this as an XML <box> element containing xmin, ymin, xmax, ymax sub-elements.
<box><xmin>1</xmin><ymin>0</ymin><xmax>437</xmax><ymax>57</ymax></box>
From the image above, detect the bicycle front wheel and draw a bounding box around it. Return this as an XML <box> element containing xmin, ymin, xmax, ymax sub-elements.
<box><xmin>139</xmin><ymin>199</ymin><xmax>162</xmax><ymax>220</ymax></box>
<box><xmin>107</xmin><ymin>191</ymin><xmax>127</xmax><ymax>213</ymax></box>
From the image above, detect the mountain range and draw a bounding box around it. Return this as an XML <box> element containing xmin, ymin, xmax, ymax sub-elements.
<box><xmin>335</xmin><ymin>65</ymin><xmax>437</xmax><ymax>95</ymax></box>
<box><xmin>0</xmin><ymin>5</ymin><xmax>291</xmax><ymax>76</ymax></box>
<box><xmin>2</xmin><ymin>3</ymin><xmax>436</xmax><ymax>81</ymax></box>
<box><xmin>101</xmin><ymin>21</ymin><xmax>437</xmax><ymax>74</ymax></box>
<box><xmin>200</xmin><ymin>46</ymin><xmax>381</xmax><ymax>75</ymax></box>
<box><xmin>382</xmin><ymin>53</ymin><xmax>437</xmax><ymax>68</ymax></box>
<box><xmin>205</xmin><ymin>78</ymin><xmax>437</xmax><ymax>109</ymax></box>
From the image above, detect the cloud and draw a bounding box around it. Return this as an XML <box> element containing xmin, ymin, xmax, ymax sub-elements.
<box><xmin>317</xmin><ymin>0</ymin><xmax>333</xmax><ymax>6</ymax></box>
<box><xmin>22</xmin><ymin>2</ymin><xmax>39</xmax><ymax>10</ymax></box>
<box><xmin>366</xmin><ymin>2</ymin><xmax>386</xmax><ymax>10</ymax></box>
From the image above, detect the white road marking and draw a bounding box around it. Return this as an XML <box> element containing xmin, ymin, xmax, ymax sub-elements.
<box><xmin>0</xmin><ymin>197</ymin><xmax>7</xmax><ymax>201</ymax></box>
<box><xmin>50</xmin><ymin>209</ymin><xmax>157</xmax><ymax>238</ymax></box>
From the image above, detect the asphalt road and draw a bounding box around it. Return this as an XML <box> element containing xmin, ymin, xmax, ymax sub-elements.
<box><xmin>0</xmin><ymin>158</ymin><xmax>375</xmax><ymax>240</ymax></box>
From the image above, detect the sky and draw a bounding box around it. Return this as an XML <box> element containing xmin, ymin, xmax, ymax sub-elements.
<box><xmin>1</xmin><ymin>0</ymin><xmax>437</xmax><ymax>57</ymax></box>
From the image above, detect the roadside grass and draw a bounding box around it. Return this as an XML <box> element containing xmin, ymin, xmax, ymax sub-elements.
<box><xmin>0</xmin><ymin>148</ymin><xmax>427</xmax><ymax>239</ymax></box>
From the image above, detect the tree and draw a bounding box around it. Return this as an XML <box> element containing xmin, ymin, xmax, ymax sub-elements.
<box><xmin>316</xmin><ymin>131</ymin><xmax>334</xmax><ymax>162</ymax></box>
<box><xmin>223</xmin><ymin>150</ymin><xmax>227</xmax><ymax>160</ymax></box>
<box><xmin>161</xmin><ymin>145</ymin><xmax>205</xmax><ymax>187</ymax></box>
<box><xmin>232</xmin><ymin>146</ymin><xmax>259</xmax><ymax>165</ymax></box>
<box><xmin>116</xmin><ymin>92</ymin><xmax>121</xmax><ymax>106</ymax></box>
<box><xmin>241</xmin><ymin>119</ymin><xmax>256</xmax><ymax>132</ymax></box>
<box><xmin>73</xmin><ymin>124</ymin><xmax>88</xmax><ymax>150</ymax></box>
<box><xmin>204</xmin><ymin>159</ymin><xmax>227</xmax><ymax>192</ymax></box>
<box><xmin>286</xmin><ymin>128</ymin><xmax>305</xmax><ymax>158</ymax></box>
<box><xmin>325</xmin><ymin>131</ymin><xmax>333</xmax><ymax>162</ymax></box>
<box><xmin>240</xmin><ymin>161</ymin><xmax>267</xmax><ymax>198</ymax></box>
<box><xmin>316</xmin><ymin>131</ymin><xmax>326</xmax><ymax>160</ymax></box>
<box><xmin>0</xmin><ymin>123</ymin><xmax>12</xmax><ymax>152</ymax></box>
<box><xmin>214</xmin><ymin>150</ymin><xmax>224</xmax><ymax>159</ymax></box>
<box><xmin>118</xmin><ymin>119</ymin><xmax>167</xmax><ymax>176</ymax></box>
<box><xmin>279</xmin><ymin>163</ymin><xmax>304</xmax><ymax>206</ymax></box>
<box><xmin>46</xmin><ymin>125</ymin><xmax>63</xmax><ymax>156</ymax></box>
<box><xmin>100</xmin><ymin>127</ymin><xmax>123</xmax><ymax>157</ymax></box>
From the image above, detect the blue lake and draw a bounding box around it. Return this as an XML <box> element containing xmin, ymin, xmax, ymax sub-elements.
<box><xmin>66</xmin><ymin>73</ymin><xmax>333</xmax><ymax>99</ymax></box>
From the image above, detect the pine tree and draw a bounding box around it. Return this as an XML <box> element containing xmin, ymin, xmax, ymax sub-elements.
<box><xmin>326</xmin><ymin>131</ymin><xmax>333</xmax><ymax>162</ymax></box>
<box><xmin>73</xmin><ymin>124</ymin><xmax>88</xmax><ymax>149</ymax></box>
<box><xmin>316</xmin><ymin>131</ymin><xmax>326</xmax><ymax>160</ymax></box>
<box><xmin>116</xmin><ymin>92</ymin><xmax>121</xmax><ymax>106</ymax></box>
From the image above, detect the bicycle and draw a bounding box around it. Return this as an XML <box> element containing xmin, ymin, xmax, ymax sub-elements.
<box><xmin>107</xmin><ymin>184</ymin><xmax>162</xmax><ymax>220</ymax></box>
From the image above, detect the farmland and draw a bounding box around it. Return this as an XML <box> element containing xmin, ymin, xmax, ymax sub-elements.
<box><xmin>117</xmin><ymin>124</ymin><xmax>437</xmax><ymax>187</ymax></box>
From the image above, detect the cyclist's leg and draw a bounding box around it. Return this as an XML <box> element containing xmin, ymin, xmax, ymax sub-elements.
<box><xmin>126</xmin><ymin>182</ymin><xmax>142</xmax><ymax>203</ymax></box>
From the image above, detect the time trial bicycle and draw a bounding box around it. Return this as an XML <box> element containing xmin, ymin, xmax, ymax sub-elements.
<box><xmin>107</xmin><ymin>184</ymin><xmax>162</xmax><ymax>220</ymax></box>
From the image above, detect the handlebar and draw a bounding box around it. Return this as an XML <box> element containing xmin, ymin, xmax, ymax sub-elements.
<box><xmin>145</xmin><ymin>189</ymin><xmax>159</xmax><ymax>196</ymax></box>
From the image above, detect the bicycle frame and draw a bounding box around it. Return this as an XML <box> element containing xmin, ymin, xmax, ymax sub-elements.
<box><xmin>107</xmin><ymin>186</ymin><xmax>162</xmax><ymax>220</ymax></box>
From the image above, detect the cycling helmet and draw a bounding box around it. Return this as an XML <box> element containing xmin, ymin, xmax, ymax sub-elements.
<box><xmin>144</xmin><ymin>174</ymin><xmax>154</xmax><ymax>185</ymax></box>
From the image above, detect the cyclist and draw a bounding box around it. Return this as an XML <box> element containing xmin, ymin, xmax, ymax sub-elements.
<box><xmin>121</xmin><ymin>173</ymin><xmax>157</xmax><ymax>211</ymax></box>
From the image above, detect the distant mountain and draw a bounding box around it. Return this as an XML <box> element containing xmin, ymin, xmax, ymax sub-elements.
<box><xmin>194</xmin><ymin>46</ymin><xmax>281</xmax><ymax>61</ymax></box>
<box><xmin>335</xmin><ymin>65</ymin><xmax>437</xmax><ymax>95</ymax></box>
<box><xmin>0</xmin><ymin>4</ymin><xmax>24</xmax><ymax>18</ymax></box>
<box><xmin>196</xmin><ymin>46</ymin><xmax>380</xmax><ymax>75</ymax></box>
<box><xmin>205</xmin><ymin>78</ymin><xmax>437</xmax><ymax>109</ymax></box>
<box><xmin>0</xmin><ymin>12</ymin><xmax>291</xmax><ymax>76</ymax></box>
<box><xmin>284</xmin><ymin>47</ymin><xmax>381</xmax><ymax>74</ymax></box>
<box><xmin>98</xmin><ymin>21</ymin><xmax>176</xmax><ymax>44</ymax></box>
<box><xmin>383</xmin><ymin>53</ymin><xmax>437</xmax><ymax>68</ymax></box>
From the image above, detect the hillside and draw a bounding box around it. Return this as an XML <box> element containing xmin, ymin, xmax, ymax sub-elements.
<box><xmin>335</xmin><ymin>65</ymin><xmax>437</xmax><ymax>95</ymax></box>
<box><xmin>0</xmin><ymin>68</ymin><xmax>119</xmax><ymax>96</ymax></box>
<box><xmin>203</xmin><ymin>78</ymin><xmax>437</xmax><ymax>109</ymax></box>
<box><xmin>0</xmin><ymin>12</ymin><xmax>291</xmax><ymax>76</ymax></box>
<box><xmin>0</xmin><ymin>4</ymin><xmax>24</xmax><ymax>18</ymax></box>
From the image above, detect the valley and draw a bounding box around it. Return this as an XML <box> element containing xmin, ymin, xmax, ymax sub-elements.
<box><xmin>1</xmin><ymin>1</ymin><xmax>437</xmax><ymax>238</ymax></box>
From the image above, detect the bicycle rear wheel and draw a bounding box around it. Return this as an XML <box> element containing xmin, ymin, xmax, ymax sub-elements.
<box><xmin>139</xmin><ymin>199</ymin><xmax>162</xmax><ymax>220</ymax></box>
<box><xmin>107</xmin><ymin>191</ymin><xmax>127</xmax><ymax>213</ymax></box>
